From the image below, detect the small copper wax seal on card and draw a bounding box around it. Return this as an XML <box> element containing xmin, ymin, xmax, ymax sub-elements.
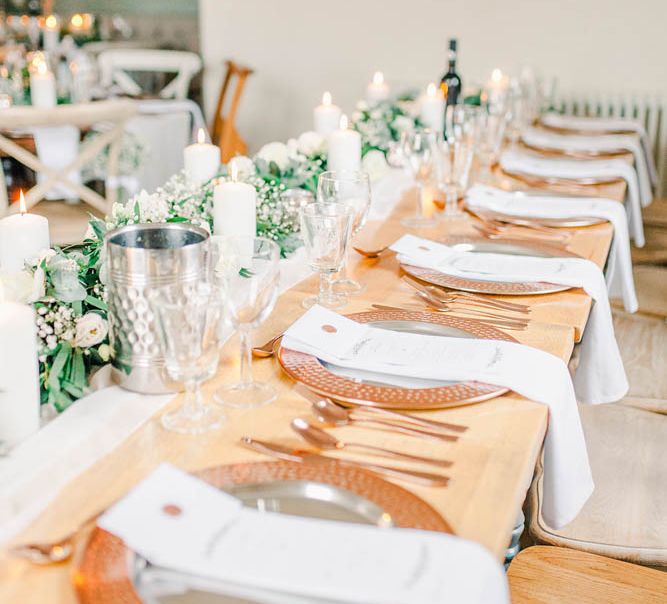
<box><xmin>162</xmin><ymin>504</ymin><xmax>182</xmax><ymax>516</ymax></box>
<box><xmin>321</xmin><ymin>324</ymin><xmax>337</xmax><ymax>333</ymax></box>
<box><xmin>418</xmin><ymin>245</ymin><xmax>430</xmax><ymax>251</ymax></box>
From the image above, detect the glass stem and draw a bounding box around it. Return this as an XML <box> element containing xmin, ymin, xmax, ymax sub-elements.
<box><xmin>182</xmin><ymin>379</ymin><xmax>201</xmax><ymax>416</ymax></box>
<box><xmin>238</xmin><ymin>328</ymin><xmax>253</xmax><ymax>387</ymax></box>
<box><xmin>415</xmin><ymin>182</ymin><xmax>424</xmax><ymax>219</ymax></box>
<box><xmin>319</xmin><ymin>271</ymin><xmax>334</xmax><ymax>303</ymax></box>
<box><xmin>445</xmin><ymin>187</ymin><xmax>458</xmax><ymax>216</ymax></box>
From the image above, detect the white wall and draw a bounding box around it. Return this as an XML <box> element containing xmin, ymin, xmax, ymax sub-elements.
<box><xmin>199</xmin><ymin>0</ymin><xmax>667</xmax><ymax>152</ymax></box>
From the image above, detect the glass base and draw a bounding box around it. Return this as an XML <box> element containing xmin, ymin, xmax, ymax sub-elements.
<box><xmin>302</xmin><ymin>293</ymin><xmax>348</xmax><ymax>310</ymax></box>
<box><xmin>214</xmin><ymin>381</ymin><xmax>277</xmax><ymax>409</ymax></box>
<box><xmin>400</xmin><ymin>216</ymin><xmax>439</xmax><ymax>228</ymax></box>
<box><xmin>160</xmin><ymin>404</ymin><xmax>225</xmax><ymax>435</ymax></box>
<box><xmin>333</xmin><ymin>277</ymin><xmax>365</xmax><ymax>295</ymax></box>
<box><xmin>441</xmin><ymin>210</ymin><xmax>466</xmax><ymax>220</ymax></box>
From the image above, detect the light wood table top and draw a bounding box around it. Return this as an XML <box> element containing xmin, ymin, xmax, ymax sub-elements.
<box><xmin>0</xmin><ymin>174</ymin><xmax>624</xmax><ymax>604</ymax></box>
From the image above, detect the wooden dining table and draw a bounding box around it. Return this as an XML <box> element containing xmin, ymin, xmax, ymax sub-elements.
<box><xmin>0</xmin><ymin>167</ymin><xmax>626</xmax><ymax>603</ymax></box>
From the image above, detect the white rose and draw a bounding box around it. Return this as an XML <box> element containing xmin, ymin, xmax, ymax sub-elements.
<box><xmin>362</xmin><ymin>149</ymin><xmax>390</xmax><ymax>183</ymax></box>
<box><xmin>256</xmin><ymin>142</ymin><xmax>290</xmax><ymax>171</ymax></box>
<box><xmin>98</xmin><ymin>343</ymin><xmax>111</xmax><ymax>362</ymax></box>
<box><xmin>0</xmin><ymin>270</ymin><xmax>34</xmax><ymax>303</ymax></box>
<box><xmin>228</xmin><ymin>155</ymin><xmax>256</xmax><ymax>180</ymax></box>
<box><xmin>31</xmin><ymin>265</ymin><xmax>46</xmax><ymax>301</ymax></box>
<box><xmin>296</xmin><ymin>131</ymin><xmax>325</xmax><ymax>156</ymax></box>
<box><xmin>74</xmin><ymin>312</ymin><xmax>108</xmax><ymax>348</ymax></box>
<box><xmin>392</xmin><ymin>115</ymin><xmax>414</xmax><ymax>133</ymax></box>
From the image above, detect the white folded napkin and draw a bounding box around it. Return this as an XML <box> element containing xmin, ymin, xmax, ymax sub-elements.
<box><xmin>282</xmin><ymin>305</ymin><xmax>594</xmax><ymax>528</ymax></box>
<box><xmin>500</xmin><ymin>149</ymin><xmax>645</xmax><ymax>247</ymax></box>
<box><xmin>521</xmin><ymin>126</ymin><xmax>652</xmax><ymax>208</ymax></box>
<box><xmin>32</xmin><ymin>126</ymin><xmax>81</xmax><ymax>201</ymax></box>
<box><xmin>389</xmin><ymin>234</ymin><xmax>628</xmax><ymax>406</ymax></box>
<box><xmin>465</xmin><ymin>184</ymin><xmax>638</xmax><ymax>312</ymax></box>
<box><xmin>541</xmin><ymin>112</ymin><xmax>658</xmax><ymax>187</ymax></box>
<box><xmin>100</xmin><ymin>464</ymin><xmax>510</xmax><ymax>604</ymax></box>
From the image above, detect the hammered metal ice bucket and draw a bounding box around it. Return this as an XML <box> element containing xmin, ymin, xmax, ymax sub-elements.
<box><xmin>105</xmin><ymin>223</ymin><xmax>210</xmax><ymax>393</ymax></box>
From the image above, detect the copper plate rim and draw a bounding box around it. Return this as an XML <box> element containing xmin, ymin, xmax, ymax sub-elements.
<box><xmin>519</xmin><ymin>140</ymin><xmax>631</xmax><ymax>160</ymax></box>
<box><xmin>278</xmin><ymin>309</ymin><xmax>514</xmax><ymax>410</ymax></box>
<box><xmin>75</xmin><ymin>460</ymin><xmax>453</xmax><ymax>604</ymax></box>
<box><xmin>500</xmin><ymin>167</ymin><xmax>625</xmax><ymax>187</ymax></box>
<box><xmin>464</xmin><ymin>206</ymin><xmax>606</xmax><ymax>229</ymax></box>
<box><xmin>539</xmin><ymin>121</ymin><xmax>636</xmax><ymax>137</ymax></box>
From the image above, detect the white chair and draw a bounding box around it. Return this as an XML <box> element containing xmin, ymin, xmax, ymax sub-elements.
<box><xmin>97</xmin><ymin>49</ymin><xmax>202</xmax><ymax>100</ymax></box>
<box><xmin>0</xmin><ymin>100</ymin><xmax>137</xmax><ymax>216</ymax></box>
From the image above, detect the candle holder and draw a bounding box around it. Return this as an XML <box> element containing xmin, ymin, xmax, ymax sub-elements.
<box><xmin>105</xmin><ymin>223</ymin><xmax>210</xmax><ymax>394</ymax></box>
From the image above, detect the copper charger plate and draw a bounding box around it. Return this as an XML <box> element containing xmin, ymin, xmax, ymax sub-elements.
<box><xmin>401</xmin><ymin>236</ymin><xmax>576</xmax><ymax>296</ymax></box>
<box><xmin>278</xmin><ymin>309</ymin><xmax>515</xmax><ymax>410</ymax></box>
<box><xmin>75</xmin><ymin>460</ymin><xmax>452</xmax><ymax>604</ymax></box>
<box><xmin>519</xmin><ymin>140</ymin><xmax>631</xmax><ymax>160</ymax></box>
<box><xmin>500</xmin><ymin>166</ymin><xmax>625</xmax><ymax>188</ymax></box>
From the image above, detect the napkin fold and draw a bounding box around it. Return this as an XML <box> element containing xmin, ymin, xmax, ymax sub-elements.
<box><xmin>500</xmin><ymin>149</ymin><xmax>645</xmax><ymax>247</ymax></box>
<box><xmin>465</xmin><ymin>184</ymin><xmax>638</xmax><ymax>312</ymax></box>
<box><xmin>389</xmin><ymin>234</ymin><xmax>628</xmax><ymax>406</ymax></box>
<box><xmin>541</xmin><ymin>112</ymin><xmax>658</xmax><ymax>187</ymax></box>
<box><xmin>521</xmin><ymin>126</ymin><xmax>652</xmax><ymax>208</ymax></box>
<box><xmin>100</xmin><ymin>464</ymin><xmax>510</xmax><ymax>604</ymax></box>
<box><xmin>283</xmin><ymin>305</ymin><xmax>594</xmax><ymax>529</ymax></box>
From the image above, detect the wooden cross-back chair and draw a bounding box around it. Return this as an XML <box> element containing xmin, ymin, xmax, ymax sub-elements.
<box><xmin>0</xmin><ymin>100</ymin><xmax>137</xmax><ymax>216</ymax></box>
<box><xmin>211</xmin><ymin>60</ymin><xmax>253</xmax><ymax>163</ymax></box>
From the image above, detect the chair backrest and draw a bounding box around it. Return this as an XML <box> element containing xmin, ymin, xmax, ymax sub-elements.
<box><xmin>0</xmin><ymin>100</ymin><xmax>137</xmax><ymax>216</ymax></box>
<box><xmin>211</xmin><ymin>59</ymin><xmax>253</xmax><ymax>163</ymax></box>
<box><xmin>98</xmin><ymin>49</ymin><xmax>202</xmax><ymax>100</ymax></box>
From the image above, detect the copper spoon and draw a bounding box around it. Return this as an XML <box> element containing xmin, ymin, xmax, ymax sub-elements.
<box><xmin>291</xmin><ymin>418</ymin><xmax>453</xmax><ymax>468</ymax></box>
<box><xmin>312</xmin><ymin>398</ymin><xmax>458</xmax><ymax>442</ymax></box>
<box><xmin>252</xmin><ymin>333</ymin><xmax>283</xmax><ymax>358</ymax></box>
<box><xmin>353</xmin><ymin>245</ymin><xmax>389</xmax><ymax>258</ymax></box>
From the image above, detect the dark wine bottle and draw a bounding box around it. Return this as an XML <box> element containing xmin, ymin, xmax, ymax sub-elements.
<box><xmin>440</xmin><ymin>39</ymin><xmax>462</xmax><ymax>107</ymax></box>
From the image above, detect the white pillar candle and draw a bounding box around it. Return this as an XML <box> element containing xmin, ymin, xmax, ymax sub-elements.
<box><xmin>366</xmin><ymin>71</ymin><xmax>390</xmax><ymax>104</ymax></box>
<box><xmin>183</xmin><ymin>128</ymin><xmax>220</xmax><ymax>186</ymax></box>
<box><xmin>327</xmin><ymin>115</ymin><xmax>361</xmax><ymax>173</ymax></box>
<box><xmin>313</xmin><ymin>91</ymin><xmax>342</xmax><ymax>137</ymax></box>
<box><xmin>419</xmin><ymin>83</ymin><xmax>445</xmax><ymax>134</ymax></box>
<box><xmin>0</xmin><ymin>192</ymin><xmax>50</xmax><ymax>273</ymax></box>
<box><xmin>483</xmin><ymin>68</ymin><xmax>510</xmax><ymax>110</ymax></box>
<box><xmin>0</xmin><ymin>302</ymin><xmax>40</xmax><ymax>447</ymax></box>
<box><xmin>43</xmin><ymin>15</ymin><xmax>60</xmax><ymax>54</ymax></box>
<box><xmin>213</xmin><ymin>162</ymin><xmax>257</xmax><ymax>237</ymax></box>
<box><xmin>29</xmin><ymin>60</ymin><xmax>57</xmax><ymax>108</ymax></box>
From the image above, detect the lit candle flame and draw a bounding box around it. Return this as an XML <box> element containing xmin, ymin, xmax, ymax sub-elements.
<box><xmin>372</xmin><ymin>71</ymin><xmax>384</xmax><ymax>85</ymax></box>
<box><xmin>19</xmin><ymin>190</ymin><xmax>26</xmax><ymax>215</ymax></box>
<box><xmin>36</xmin><ymin>61</ymin><xmax>48</xmax><ymax>75</ymax></box>
<box><xmin>45</xmin><ymin>14</ymin><xmax>57</xmax><ymax>29</ymax></box>
<box><xmin>322</xmin><ymin>91</ymin><xmax>332</xmax><ymax>106</ymax></box>
<box><xmin>426</xmin><ymin>82</ymin><xmax>437</xmax><ymax>97</ymax></box>
<box><xmin>197</xmin><ymin>128</ymin><xmax>206</xmax><ymax>144</ymax></box>
<box><xmin>491</xmin><ymin>68</ymin><xmax>503</xmax><ymax>83</ymax></box>
<box><xmin>71</xmin><ymin>13</ymin><xmax>84</xmax><ymax>28</ymax></box>
<box><xmin>229</xmin><ymin>161</ymin><xmax>239</xmax><ymax>182</ymax></box>
<box><xmin>339</xmin><ymin>114</ymin><xmax>348</xmax><ymax>130</ymax></box>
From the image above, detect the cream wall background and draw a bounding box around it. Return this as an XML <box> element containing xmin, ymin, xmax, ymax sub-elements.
<box><xmin>199</xmin><ymin>0</ymin><xmax>667</xmax><ymax>152</ymax></box>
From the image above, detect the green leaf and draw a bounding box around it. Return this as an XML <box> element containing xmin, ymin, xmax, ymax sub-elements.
<box><xmin>167</xmin><ymin>216</ymin><xmax>189</xmax><ymax>222</ymax></box>
<box><xmin>134</xmin><ymin>200</ymin><xmax>141</xmax><ymax>221</ymax></box>
<box><xmin>85</xmin><ymin>295</ymin><xmax>107</xmax><ymax>311</ymax></box>
<box><xmin>89</xmin><ymin>218</ymin><xmax>107</xmax><ymax>241</ymax></box>
<box><xmin>239</xmin><ymin>268</ymin><xmax>255</xmax><ymax>278</ymax></box>
<box><xmin>47</xmin><ymin>342</ymin><xmax>72</xmax><ymax>391</ymax></box>
<box><xmin>70</xmin><ymin>349</ymin><xmax>86</xmax><ymax>388</ymax></box>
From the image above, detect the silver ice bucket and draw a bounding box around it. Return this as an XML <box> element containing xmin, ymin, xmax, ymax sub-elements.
<box><xmin>105</xmin><ymin>223</ymin><xmax>210</xmax><ymax>393</ymax></box>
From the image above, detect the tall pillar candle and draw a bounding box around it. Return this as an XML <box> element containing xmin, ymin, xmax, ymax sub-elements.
<box><xmin>0</xmin><ymin>193</ymin><xmax>50</xmax><ymax>272</ymax></box>
<box><xmin>419</xmin><ymin>83</ymin><xmax>445</xmax><ymax>134</ymax></box>
<box><xmin>313</xmin><ymin>91</ymin><xmax>342</xmax><ymax>137</ymax></box>
<box><xmin>366</xmin><ymin>71</ymin><xmax>390</xmax><ymax>104</ymax></box>
<box><xmin>0</xmin><ymin>302</ymin><xmax>40</xmax><ymax>447</ymax></box>
<box><xmin>43</xmin><ymin>14</ymin><xmax>60</xmax><ymax>54</ymax></box>
<box><xmin>327</xmin><ymin>115</ymin><xmax>361</xmax><ymax>173</ymax></box>
<box><xmin>29</xmin><ymin>60</ymin><xmax>56</xmax><ymax>108</ymax></box>
<box><xmin>183</xmin><ymin>128</ymin><xmax>220</xmax><ymax>186</ymax></box>
<box><xmin>212</xmin><ymin>163</ymin><xmax>257</xmax><ymax>238</ymax></box>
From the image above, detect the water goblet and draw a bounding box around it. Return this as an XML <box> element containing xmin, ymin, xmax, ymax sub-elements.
<box><xmin>436</xmin><ymin>138</ymin><xmax>475</xmax><ymax>219</ymax></box>
<box><xmin>476</xmin><ymin>109</ymin><xmax>509</xmax><ymax>183</ymax></box>
<box><xmin>211</xmin><ymin>236</ymin><xmax>280</xmax><ymax>409</ymax></box>
<box><xmin>400</xmin><ymin>128</ymin><xmax>442</xmax><ymax>228</ymax></box>
<box><xmin>317</xmin><ymin>170</ymin><xmax>371</xmax><ymax>295</ymax></box>
<box><xmin>299</xmin><ymin>202</ymin><xmax>354</xmax><ymax>310</ymax></box>
<box><xmin>149</xmin><ymin>282</ymin><xmax>224</xmax><ymax>434</ymax></box>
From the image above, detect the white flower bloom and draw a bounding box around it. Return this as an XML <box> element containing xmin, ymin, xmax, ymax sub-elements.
<box><xmin>132</xmin><ymin>190</ymin><xmax>170</xmax><ymax>223</ymax></box>
<box><xmin>356</xmin><ymin>100</ymin><xmax>369</xmax><ymax>111</ymax></box>
<box><xmin>0</xmin><ymin>270</ymin><xmax>34</xmax><ymax>303</ymax></box>
<box><xmin>392</xmin><ymin>115</ymin><xmax>414</xmax><ymax>133</ymax></box>
<box><xmin>98</xmin><ymin>343</ymin><xmax>111</xmax><ymax>362</ymax></box>
<box><xmin>256</xmin><ymin>141</ymin><xmax>290</xmax><ymax>171</ymax></box>
<box><xmin>296</xmin><ymin>131</ymin><xmax>325</xmax><ymax>156</ymax></box>
<box><xmin>31</xmin><ymin>265</ymin><xmax>46</xmax><ymax>301</ymax></box>
<box><xmin>74</xmin><ymin>313</ymin><xmax>108</xmax><ymax>348</ymax></box>
<box><xmin>362</xmin><ymin>149</ymin><xmax>390</xmax><ymax>183</ymax></box>
<box><xmin>228</xmin><ymin>155</ymin><xmax>256</xmax><ymax>180</ymax></box>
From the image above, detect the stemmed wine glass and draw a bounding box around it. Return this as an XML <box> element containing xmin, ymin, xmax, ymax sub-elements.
<box><xmin>149</xmin><ymin>282</ymin><xmax>224</xmax><ymax>434</ymax></box>
<box><xmin>299</xmin><ymin>202</ymin><xmax>354</xmax><ymax>310</ymax></box>
<box><xmin>436</xmin><ymin>137</ymin><xmax>475</xmax><ymax>219</ymax></box>
<box><xmin>317</xmin><ymin>170</ymin><xmax>371</xmax><ymax>295</ymax></box>
<box><xmin>400</xmin><ymin>128</ymin><xmax>442</xmax><ymax>228</ymax></box>
<box><xmin>476</xmin><ymin>108</ymin><xmax>509</xmax><ymax>184</ymax></box>
<box><xmin>211</xmin><ymin>236</ymin><xmax>280</xmax><ymax>409</ymax></box>
<box><xmin>445</xmin><ymin>104</ymin><xmax>481</xmax><ymax>143</ymax></box>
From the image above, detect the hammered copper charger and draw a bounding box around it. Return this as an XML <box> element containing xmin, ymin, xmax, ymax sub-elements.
<box><xmin>75</xmin><ymin>460</ymin><xmax>453</xmax><ymax>604</ymax></box>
